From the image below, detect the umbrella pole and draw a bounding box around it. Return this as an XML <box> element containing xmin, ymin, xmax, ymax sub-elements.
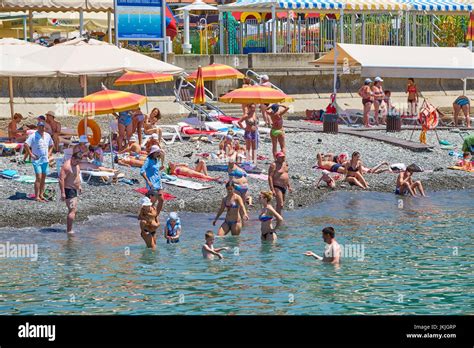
<box><xmin>8</xmin><ymin>77</ymin><xmax>14</xmax><ymax>118</ymax></box>
<box><xmin>144</xmin><ymin>84</ymin><xmax>149</xmax><ymax>113</ymax></box>
<box><xmin>108</xmin><ymin>114</ymin><xmax>114</xmax><ymax>170</ymax></box>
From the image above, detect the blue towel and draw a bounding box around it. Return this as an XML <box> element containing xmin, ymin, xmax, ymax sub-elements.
<box><xmin>0</xmin><ymin>169</ymin><xmax>19</xmax><ymax>179</ymax></box>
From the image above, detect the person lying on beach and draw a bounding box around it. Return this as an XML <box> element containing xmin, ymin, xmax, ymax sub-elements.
<box><xmin>118</xmin><ymin>134</ymin><xmax>143</xmax><ymax>156</ymax></box>
<box><xmin>342</xmin><ymin>151</ymin><xmax>369</xmax><ymax>189</ymax></box>
<box><xmin>316</xmin><ymin>153</ymin><xmax>346</xmax><ymax>174</ymax></box>
<box><xmin>202</xmin><ymin>231</ymin><xmax>228</xmax><ymax>260</ymax></box>
<box><xmin>168</xmin><ymin>161</ymin><xmax>219</xmax><ymax>181</ymax></box>
<box><xmin>213</xmin><ymin>181</ymin><xmax>248</xmax><ymax>236</ymax></box>
<box><xmin>228</xmin><ymin>157</ymin><xmax>252</xmax><ymax>206</ymax></box>
<box><xmin>164</xmin><ymin>212</ymin><xmax>181</xmax><ymax>244</ymax></box>
<box><xmin>316</xmin><ymin>169</ymin><xmax>336</xmax><ymax>189</ymax></box>
<box><xmin>138</xmin><ymin>196</ymin><xmax>159</xmax><ymax>250</ymax></box>
<box><xmin>145</xmin><ymin>133</ymin><xmax>162</xmax><ymax>153</ymax></box>
<box><xmin>304</xmin><ymin>227</ymin><xmax>341</xmax><ymax>265</ymax></box>
<box><xmin>395</xmin><ymin>164</ymin><xmax>426</xmax><ymax>197</ymax></box>
<box><xmin>259</xmin><ymin>191</ymin><xmax>283</xmax><ymax>242</ymax></box>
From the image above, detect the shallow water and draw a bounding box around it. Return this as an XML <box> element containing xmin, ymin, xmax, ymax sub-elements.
<box><xmin>0</xmin><ymin>190</ymin><xmax>473</xmax><ymax>315</ymax></box>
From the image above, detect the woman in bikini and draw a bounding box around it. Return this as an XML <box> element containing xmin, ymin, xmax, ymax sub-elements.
<box><xmin>237</xmin><ymin>103</ymin><xmax>259</xmax><ymax>163</ymax></box>
<box><xmin>132</xmin><ymin>108</ymin><xmax>145</xmax><ymax>146</ymax></box>
<box><xmin>267</xmin><ymin>104</ymin><xmax>289</xmax><ymax>159</ymax></box>
<box><xmin>138</xmin><ymin>196</ymin><xmax>160</xmax><ymax>250</ymax></box>
<box><xmin>213</xmin><ymin>181</ymin><xmax>248</xmax><ymax>236</ymax></box>
<box><xmin>218</xmin><ymin>134</ymin><xmax>234</xmax><ymax>159</ymax></box>
<box><xmin>168</xmin><ymin>161</ymin><xmax>218</xmax><ymax>181</ymax></box>
<box><xmin>7</xmin><ymin>113</ymin><xmax>29</xmax><ymax>142</ymax></box>
<box><xmin>259</xmin><ymin>191</ymin><xmax>283</xmax><ymax>242</ymax></box>
<box><xmin>452</xmin><ymin>95</ymin><xmax>471</xmax><ymax>128</ymax></box>
<box><xmin>343</xmin><ymin>151</ymin><xmax>369</xmax><ymax>189</ymax></box>
<box><xmin>228</xmin><ymin>157</ymin><xmax>251</xmax><ymax>206</ymax></box>
<box><xmin>372</xmin><ymin>77</ymin><xmax>385</xmax><ymax>126</ymax></box>
<box><xmin>144</xmin><ymin>108</ymin><xmax>163</xmax><ymax>143</ymax></box>
<box><xmin>358</xmin><ymin>78</ymin><xmax>374</xmax><ymax>127</ymax></box>
<box><xmin>113</xmin><ymin>110</ymin><xmax>133</xmax><ymax>151</ymax></box>
<box><xmin>406</xmin><ymin>78</ymin><xmax>419</xmax><ymax>117</ymax></box>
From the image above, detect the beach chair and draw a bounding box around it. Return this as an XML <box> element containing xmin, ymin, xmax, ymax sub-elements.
<box><xmin>80</xmin><ymin>170</ymin><xmax>117</xmax><ymax>184</ymax></box>
<box><xmin>159</xmin><ymin>125</ymin><xmax>184</xmax><ymax>145</ymax></box>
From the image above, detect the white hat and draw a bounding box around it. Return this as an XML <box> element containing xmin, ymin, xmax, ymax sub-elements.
<box><xmin>140</xmin><ymin>197</ymin><xmax>152</xmax><ymax>206</ymax></box>
<box><xmin>169</xmin><ymin>212</ymin><xmax>178</xmax><ymax>220</ymax></box>
<box><xmin>79</xmin><ymin>135</ymin><xmax>89</xmax><ymax>143</ymax></box>
<box><xmin>151</xmin><ymin>133</ymin><xmax>159</xmax><ymax>140</ymax></box>
<box><xmin>322</xmin><ymin>169</ymin><xmax>330</xmax><ymax>175</ymax></box>
<box><xmin>130</xmin><ymin>135</ymin><xmax>138</xmax><ymax>142</ymax></box>
<box><xmin>374</xmin><ymin>76</ymin><xmax>384</xmax><ymax>82</ymax></box>
<box><xmin>149</xmin><ymin>145</ymin><xmax>161</xmax><ymax>155</ymax></box>
<box><xmin>46</xmin><ymin>110</ymin><xmax>56</xmax><ymax>117</ymax></box>
<box><xmin>364</xmin><ymin>78</ymin><xmax>373</xmax><ymax>84</ymax></box>
<box><xmin>261</xmin><ymin>74</ymin><xmax>269</xmax><ymax>81</ymax></box>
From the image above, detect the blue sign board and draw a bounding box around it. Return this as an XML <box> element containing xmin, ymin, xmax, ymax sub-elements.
<box><xmin>116</xmin><ymin>0</ymin><xmax>164</xmax><ymax>40</ymax></box>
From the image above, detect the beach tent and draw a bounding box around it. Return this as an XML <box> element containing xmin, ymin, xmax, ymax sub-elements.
<box><xmin>313</xmin><ymin>43</ymin><xmax>474</xmax><ymax>79</ymax></box>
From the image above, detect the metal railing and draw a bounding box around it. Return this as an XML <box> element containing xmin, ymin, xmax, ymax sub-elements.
<box><xmin>245</xmin><ymin>70</ymin><xmax>283</xmax><ymax>92</ymax></box>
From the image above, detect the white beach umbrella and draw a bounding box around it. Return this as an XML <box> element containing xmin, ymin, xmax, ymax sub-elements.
<box><xmin>178</xmin><ymin>0</ymin><xmax>218</xmax><ymax>11</ymax></box>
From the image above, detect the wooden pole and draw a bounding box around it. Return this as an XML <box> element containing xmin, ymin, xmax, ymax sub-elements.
<box><xmin>9</xmin><ymin>77</ymin><xmax>14</xmax><ymax>118</ymax></box>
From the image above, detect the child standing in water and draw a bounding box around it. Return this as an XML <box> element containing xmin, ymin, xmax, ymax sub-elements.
<box><xmin>164</xmin><ymin>212</ymin><xmax>181</xmax><ymax>244</ymax></box>
<box><xmin>202</xmin><ymin>231</ymin><xmax>228</xmax><ymax>260</ymax></box>
<box><xmin>138</xmin><ymin>196</ymin><xmax>160</xmax><ymax>250</ymax></box>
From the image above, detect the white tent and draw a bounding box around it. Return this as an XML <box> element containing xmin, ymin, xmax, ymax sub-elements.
<box><xmin>313</xmin><ymin>43</ymin><xmax>474</xmax><ymax>79</ymax></box>
<box><xmin>24</xmin><ymin>38</ymin><xmax>183</xmax><ymax>76</ymax></box>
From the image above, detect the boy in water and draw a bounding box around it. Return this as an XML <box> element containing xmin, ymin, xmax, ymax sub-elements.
<box><xmin>316</xmin><ymin>169</ymin><xmax>336</xmax><ymax>189</ymax></box>
<box><xmin>138</xmin><ymin>196</ymin><xmax>160</xmax><ymax>250</ymax></box>
<box><xmin>304</xmin><ymin>227</ymin><xmax>341</xmax><ymax>265</ymax></box>
<box><xmin>202</xmin><ymin>231</ymin><xmax>228</xmax><ymax>260</ymax></box>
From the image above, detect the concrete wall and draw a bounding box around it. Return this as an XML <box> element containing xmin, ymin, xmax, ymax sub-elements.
<box><xmin>248</xmin><ymin>53</ymin><xmax>316</xmax><ymax>68</ymax></box>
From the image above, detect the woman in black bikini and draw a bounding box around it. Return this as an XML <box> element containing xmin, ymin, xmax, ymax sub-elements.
<box><xmin>343</xmin><ymin>151</ymin><xmax>369</xmax><ymax>189</ymax></box>
<box><xmin>259</xmin><ymin>191</ymin><xmax>283</xmax><ymax>242</ymax></box>
<box><xmin>213</xmin><ymin>182</ymin><xmax>248</xmax><ymax>236</ymax></box>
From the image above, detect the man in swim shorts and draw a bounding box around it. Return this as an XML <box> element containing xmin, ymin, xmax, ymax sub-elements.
<box><xmin>395</xmin><ymin>165</ymin><xmax>426</xmax><ymax>197</ymax></box>
<box><xmin>316</xmin><ymin>153</ymin><xmax>346</xmax><ymax>174</ymax></box>
<box><xmin>268</xmin><ymin>152</ymin><xmax>292</xmax><ymax>215</ymax></box>
<box><xmin>304</xmin><ymin>226</ymin><xmax>341</xmax><ymax>264</ymax></box>
<box><xmin>59</xmin><ymin>152</ymin><xmax>82</xmax><ymax>234</ymax></box>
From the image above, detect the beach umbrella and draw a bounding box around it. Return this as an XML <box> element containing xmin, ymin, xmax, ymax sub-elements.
<box><xmin>113</xmin><ymin>71</ymin><xmax>174</xmax><ymax>112</ymax></box>
<box><xmin>467</xmin><ymin>12</ymin><xmax>474</xmax><ymax>41</ymax></box>
<box><xmin>186</xmin><ymin>63</ymin><xmax>245</xmax><ymax>81</ymax></box>
<box><xmin>193</xmin><ymin>66</ymin><xmax>206</xmax><ymax>130</ymax></box>
<box><xmin>219</xmin><ymin>86</ymin><xmax>294</xmax><ymax>104</ymax></box>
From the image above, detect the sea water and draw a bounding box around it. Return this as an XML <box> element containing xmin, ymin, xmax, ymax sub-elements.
<box><xmin>0</xmin><ymin>190</ymin><xmax>472</xmax><ymax>315</ymax></box>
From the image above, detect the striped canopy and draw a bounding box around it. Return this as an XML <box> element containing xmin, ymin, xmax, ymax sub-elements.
<box><xmin>344</xmin><ymin>0</ymin><xmax>409</xmax><ymax>11</ymax></box>
<box><xmin>187</xmin><ymin>64</ymin><xmax>245</xmax><ymax>81</ymax></box>
<box><xmin>467</xmin><ymin>11</ymin><xmax>474</xmax><ymax>40</ymax></box>
<box><xmin>220</xmin><ymin>86</ymin><xmax>294</xmax><ymax>104</ymax></box>
<box><xmin>220</xmin><ymin>0</ymin><xmax>343</xmax><ymax>11</ymax></box>
<box><xmin>114</xmin><ymin>71</ymin><xmax>174</xmax><ymax>86</ymax></box>
<box><xmin>397</xmin><ymin>0</ymin><xmax>473</xmax><ymax>12</ymax></box>
<box><xmin>69</xmin><ymin>89</ymin><xmax>146</xmax><ymax>116</ymax></box>
<box><xmin>193</xmin><ymin>66</ymin><xmax>206</xmax><ymax>105</ymax></box>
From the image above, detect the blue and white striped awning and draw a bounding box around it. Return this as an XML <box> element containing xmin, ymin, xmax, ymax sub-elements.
<box><xmin>397</xmin><ymin>0</ymin><xmax>473</xmax><ymax>12</ymax></box>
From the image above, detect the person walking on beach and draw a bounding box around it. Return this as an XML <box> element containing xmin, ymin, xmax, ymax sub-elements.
<box><xmin>268</xmin><ymin>152</ymin><xmax>292</xmax><ymax>216</ymax></box>
<box><xmin>406</xmin><ymin>78</ymin><xmax>419</xmax><ymax>117</ymax></box>
<box><xmin>24</xmin><ymin>120</ymin><xmax>54</xmax><ymax>202</ymax></box>
<box><xmin>372</xmin><ymin>77</ymin><xmax>385</xmax><ymax>126</ymax></box>
<box><xmin>140</xmin><ymin>145</ymin><xmax>165</xmax><ymax>216</ymax></box>
<box><xmin>259</xmin><ymin>191</ymin><xmax>283</xmax><ymax>242</ymax></box>
<box><xmin>45</xmin><ymin>111</ymin><xmax>61</xmax><ymax>153</ymax></box>
<box><xmin>395</xmin><ymin>165</ymin><xmax>426</xmax><ymax>197</ymax></box>
<box><xmin>304</xmin><ymin>227</ymin><xmax>341</xmax><ymax>265</ymax></box>
<box><xmin>138</xmin><ymin>196</ymin><xmax>159</xmax><ymax>250</ymax></box>
<box><xmin>213</xmin><ymin>181</ymin><xmax>248</xmax><ymax>236</ymax></box>
<box><xmin>202</xmin><ymin>231</ymin><xmax>228</xmax><ymax>260</ymax></box>
<box><xmin>267</xmin><ymin>104</ymin><xmax>289</xmax><ymax>159</ymax></box>
<box><xmin>59</xmin><ymin>152</ymin><xmax>82</xmax><ymax>234</ymax></box>
<box><xmin>237</xmin><ymin>103</ymin><xmax>259</xmax><ymax>163</ymax></box>
<box><xmin>358</xmin><ymin>78</ymin><xmax>374</xmax><ymax>127</ymax></box>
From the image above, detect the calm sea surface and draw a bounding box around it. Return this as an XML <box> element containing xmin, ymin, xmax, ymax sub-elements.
<box><xmin>0</xmin><ymin>190</ymin><xmax>472</xmax><ymax>315</ymax></box>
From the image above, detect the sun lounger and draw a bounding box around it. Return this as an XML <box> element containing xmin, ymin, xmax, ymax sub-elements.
<box><xmin>80</xmin><ymin>170</ymin><xmax>117</xmax><ymax>183</ymax></box>
<box><xmin>159</xmin><ymin>125</ymin><xmax>184</xmax><ymax>144</ymax></box>
<box><xmin>14</xmin><ymin>175</ymin><xmax>58</xmax><ymax>184</ymax></box>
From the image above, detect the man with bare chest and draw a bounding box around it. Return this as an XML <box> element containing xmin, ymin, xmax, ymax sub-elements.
<box><xmin>268</xmin><ymin>151</ymin><xmax>292</xmax><ymax>215</ymax></box>
<box><xmin>59</xmin><ymin>152</ymin><xmax>82</xmax><ymax>234</ymax></box>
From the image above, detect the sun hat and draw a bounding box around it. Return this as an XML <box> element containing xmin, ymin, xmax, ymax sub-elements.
<box><xmin>37</xmin><ymin>121</ymin><xmax>45</xmax><ymax>127</ymax></box>
<box><xmin>275</xmin><ymin>151</ymin><xmax>285</xmax><ymax>158</ymax></box>
<box><xmin>149</xmin><ymin>145</ymin><xmax>161</xmax><ymax>155</ymax></box>
<box><xmin>45</xmin><ymin>111</ymin><xmax>56</xmax><ymax>117</ymax></box>
<box><xmin>169</xmin><ymin>212</ymin><xmax>178</xmax><ymax>220</ymax></box>
<box><xmin>79</xmin><ymin>135</ymin><xmax>89</xmax><ymax>143</ymax></box>
<box><xmin>140</xmin><ymin>197</ymin><xmax>152</xmax><ymax>206</ymax></box>
<box><xmin>374</xmin><ymin>76</ymin><xmax>383</xmax><ymax>82</ymax></box>
<box><xmin>151</xmin><ymin>133</ymin><xmax>159</xmax><ymax>140</ymax></box>
<box><xmin>364</xmin><ymin>78</ymin><xmax>373</xmax><ymax>84</ymax></box>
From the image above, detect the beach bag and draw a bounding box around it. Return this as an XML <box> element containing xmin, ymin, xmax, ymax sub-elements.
<box><xmin>0</xmin><ymin>169</ymin><xmax>19</xmax><ymax>179</ymax></box>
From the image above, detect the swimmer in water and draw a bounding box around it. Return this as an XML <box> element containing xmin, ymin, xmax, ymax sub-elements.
<box><xmin>259</xmin><ymin>191</ymin><xmax>283</xmax><ymax>242</ymax></box>
<box><xmin>164</xmin><ymin>212</ymin><xmax>181</xmax><ymax>244</ymax></box>
<box><xmin>213</xmin><ymin>181</ymin><xmax>248</xmax><ymax>236</ymax></box>
<box><xmin>227</xmin><ymin>157</ymin><xmax>252</xmax><ymax>206</ymax></box>
<box><xmin>202</xmin><ymin>231</ymin><xmax>228</xmax><ymax>260</ymax></box>
<box><xmin>138</xmin><ymin>196</ymin><xmax>160</xmax><ymax>250</ymax></box>
<box><xmin>304</xmin><ymin>226</ymin><xmax>341</xmax><ymax>264</ymax></box>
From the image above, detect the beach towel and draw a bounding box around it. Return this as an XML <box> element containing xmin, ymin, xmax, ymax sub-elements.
<box><xmin>162</xmin><ymin>178</ymin><xmax>212</xmax><ymax>190</ymax></box>
<box><xmin>207</xmin><ymin>164</ymin><xmax>264</xmax><ymax>174</ymax></box>
<box><xmin>248</xmin><ymin>173</ymin><xmax>268</xmax><ymax>181</ymax></box>
<box><xmin>180</xmin><ymin>126</ymin><xmax>217</xmax><ymax>136</ymax></box>
<box><xmin>447</xmin><ymin>166</ymin><xmax>474</xmax><ymax>173</ymax></box>
<box><xmin>1</xmin><ymin>169</ymin><xmax>19</xmax><ymax>179</ymax></box>
<box><xmin>0</xmin><ymin>142</ymin><xmax>22</xmax><ymax>150</ymax></box>
<box><xmin>15</xmin><ymin>175</ymin><xmax>58</xmax><ymax>184</ymax></box>
<box><xmin>218</xmin><ymin>115</ymin><xmax>240</xmax><ymax>124</ymax></box>
<box><xmin>134</xmin><ymin>187</ymin><xmax>176</xmax><ymax>200</ymax></box>
<box><xmin>161</xmin><ymin>172</ymin><xmax>178</xmax><ymax>181</ymax></box>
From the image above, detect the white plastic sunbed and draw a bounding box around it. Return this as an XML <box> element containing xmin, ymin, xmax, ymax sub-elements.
<box><xmin>80</xmin><ymin>170</ymin><xmax>116</xmax><ymax>183</ymax></box>
<box><xmin>159</xmin><ymin>125</ymin><xmax>184</xmax><ymax>144</ymax></box>
<box><xmin>162</xmin><ymin>177</ymin><xmax>212</xmax><ymax>190</ymax></box>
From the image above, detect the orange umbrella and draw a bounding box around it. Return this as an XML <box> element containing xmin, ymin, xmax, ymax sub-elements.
<box><xmin>114</xmin><ymin>71</ymin><xmax>173</xmax><ymax>86</ymax></box>
<box><xmin>467</xmin><ymin>12</ymin><xmax>474</xmax><ymax>41</ymax></box>
<box><xmin>219</xmin><ymin>86</ymin><xmax>294</xmax><ymax>104</ymax></box>
<box><xmin>187</xmin><ymin>63</ymin><xmax>245</xmax><ymax>81</ymax></box>
<box><xmin>69</xmin><ymin>89</ymin><xmax>147</xmax><ymax>116</ymax></box>
<box><xmin>194</xmin><ymin>66</ymin><xmax>206</xmax><ymax>105</ymax></box>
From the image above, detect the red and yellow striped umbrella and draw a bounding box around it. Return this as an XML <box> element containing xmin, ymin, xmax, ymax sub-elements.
<box><xmin>219</xmin><ymin>86</ymin><xmax>294</xmax><ymax>104</ymax></box>
<box><xmin>193</xmin><ymin>66</ymin><xmax>206</xmax><ymax>105</ymax></box>
<box><xmin>113</xmin><ymin>71</ymin><xmax>174</xmax><ymax>86</ymax></box>
<box><xmin>467</xmin><ymin>12</ymin><xmax>474</xmax><ymax>41</ymax></box>
<box><xmin>69</xmin><ymin>89</ymin><xmax>147</xmax><ymax>116</ymax></box>
<box><xmin>187</xmin><ymin>63</ymin><xmax>245</xmax><ymax>81</ymax></box>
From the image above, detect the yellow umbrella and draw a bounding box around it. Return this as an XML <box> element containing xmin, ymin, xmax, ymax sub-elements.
<box><xmin>219</xmin><ymin>86</ymin><xmax>294</xmax><ymax>104</ymax></box>
<box><xmin>187</xmin><ymin>63</ymin><xmax>245</xmax><ymax>81</ymax></box>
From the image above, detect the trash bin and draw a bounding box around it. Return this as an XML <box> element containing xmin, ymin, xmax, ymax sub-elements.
<box><xmin>323</xmin><ymin>113</ymin><xmax>338</xmax><ymax>134</ymax></box>
<box><xmin>386</xmin><ymin>114</ymin><xmax>401</xmax><ymax>132</ymax></box>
